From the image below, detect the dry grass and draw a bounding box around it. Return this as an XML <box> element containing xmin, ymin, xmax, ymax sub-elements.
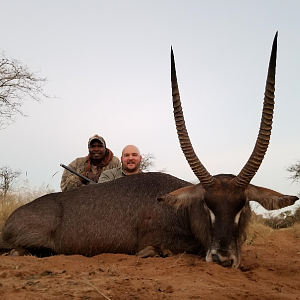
<box><xmin>246</xmin><ymin>208</ymin><xmax>300</xmax><ymax>244</ymax></box>
<box><xmin>0</xmin><ymin>200</ymin><xmax>25</xmax><ymax>230</ymax></box>
<box><xmin>0</xmin><ymin>184</ymin><xmax>55</xmax><ymax>230</ymax></box>
<box><xmin>246</xmin><ymin>217</ymin><xmax>273</xmax><ymax>245</ymax></box>
<box><xmin>291</xmin><ymin>223</ymin><xmax>300</xmax><ymax>239</ymax></box>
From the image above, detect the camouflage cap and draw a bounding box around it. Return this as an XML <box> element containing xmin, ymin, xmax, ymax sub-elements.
<box><xmin>88</xmin><ymin>134</ymin><xmax>106</xmax><ymax>148</ymax></box>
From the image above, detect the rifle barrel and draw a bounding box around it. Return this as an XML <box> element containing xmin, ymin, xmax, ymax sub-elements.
<box><xmin>60</xmin><ymin>164</ymin><xmax>96</xmax><ymax>184</ymax></box>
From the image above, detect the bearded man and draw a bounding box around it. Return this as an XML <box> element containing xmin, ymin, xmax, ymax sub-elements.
<box><xmin>98</xmin><ymin>145</ymin><xmax>142</xmax><ymax>183</ymax></box>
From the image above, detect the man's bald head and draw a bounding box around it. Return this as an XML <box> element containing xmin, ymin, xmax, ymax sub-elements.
<box><xmin>121</xmin><ymin>145</ymin><xmax>142</xmax><ymax>174</ymax></box>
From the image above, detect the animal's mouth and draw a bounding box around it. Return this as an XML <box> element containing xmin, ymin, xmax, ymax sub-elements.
<box><xmin>206</xmin><ymin>251</ymin><xmax>239</xmax><ymax>268</ymax></box>
<box><xmin>212</xmin><ymin>254</ymin><xmax>233</xmax><ymax>267</ymax></box>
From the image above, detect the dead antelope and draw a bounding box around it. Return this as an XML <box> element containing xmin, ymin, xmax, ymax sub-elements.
<box><xmin>0</xmin><ymin>32</ymin><xmax>297</xmax><ymax>268</ymax></box>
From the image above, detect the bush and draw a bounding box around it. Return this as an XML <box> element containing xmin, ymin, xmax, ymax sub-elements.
<box><xmin>254</xmin><ymin>206</ymin><xmax>300</xmax><ymax>230</ymax></box>
<box><xmin>293</xmin><ymin>206</ymin><xmax>300</xmax><ymax>223</ymax></box>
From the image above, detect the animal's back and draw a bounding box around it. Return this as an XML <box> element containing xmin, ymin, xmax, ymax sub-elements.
<box><xmin>2</xmin><ymin>172</ymin><xmax>197</xmax><ymax>256</ymax></box>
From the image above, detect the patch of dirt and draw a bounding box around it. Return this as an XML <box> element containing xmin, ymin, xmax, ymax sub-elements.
<box><xmin>0</xmin><ymin>229</ymin><xmax>299</xmax><ymax>300</ymax></box>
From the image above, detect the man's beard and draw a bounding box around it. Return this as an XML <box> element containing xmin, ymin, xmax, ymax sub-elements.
<box><xmin>124</xmin><ymin>161</ymin><xmax>139</xmax><ymax>173</ymax></box>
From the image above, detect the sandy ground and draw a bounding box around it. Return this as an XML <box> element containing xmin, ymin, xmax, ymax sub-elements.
<box><xmin>0</xmin><ymin>228</ymin><xmax>299</xmax><ymax>300</ymax></box>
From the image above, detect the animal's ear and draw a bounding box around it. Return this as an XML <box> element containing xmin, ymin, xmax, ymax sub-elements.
<box><xmin>157</xmin><ymin>184</ymin><xmax>205</xmax><ymax>209</ymax></box>
<box><xmin>245</xmin><ymin>184</ymin><xmax>299</xmax><ymax>210</ymax></box>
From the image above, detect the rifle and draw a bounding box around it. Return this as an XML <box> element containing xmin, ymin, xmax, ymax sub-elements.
<box><xmin>60</xmin><ymin>163</ymin><xmax>96</xmax><ymax>184</ymax></box>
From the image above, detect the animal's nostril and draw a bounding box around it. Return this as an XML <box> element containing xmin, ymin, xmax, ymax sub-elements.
<box><xmin>212</xmin><ymin>254</ymin><xmax>220</xmax><ymax>263</ymax></box>
<box><xmin>212</xmin><ymin>255</ymin><xmax>233</xmax><ymax>267</ymax></box>
<box><xmin>221</xmin><ymin>260</ymin><xmax>233</xmax><ymax>268</ymax></box>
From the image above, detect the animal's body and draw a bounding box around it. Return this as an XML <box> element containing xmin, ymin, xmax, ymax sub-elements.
<box><xmin>1</xmin><ymin>173</ymin><xmax>203</xmax><ymax>257</ymax></box>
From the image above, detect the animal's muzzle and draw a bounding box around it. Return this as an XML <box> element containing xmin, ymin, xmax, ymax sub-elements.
<box><xmin>212</xmin><ymin>254</ymin><xmax>233</xmax><ymax>268</ymax></box>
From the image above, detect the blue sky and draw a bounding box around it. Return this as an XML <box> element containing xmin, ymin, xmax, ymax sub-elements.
<box><xmin>1</xmin><ymin>1</ymin><xmax>299</xmax><ymax>214</ymax></box>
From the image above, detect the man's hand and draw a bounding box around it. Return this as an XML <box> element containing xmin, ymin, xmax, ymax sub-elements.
<box><xmin>86</xmin><ymin>172</ymin><xmax>99</xmax><ymax>183</ymax></box>
<box><xmin>78</xmin><ymin>172</ymin><xmax>99</xmax><ymax>184</ymax></box>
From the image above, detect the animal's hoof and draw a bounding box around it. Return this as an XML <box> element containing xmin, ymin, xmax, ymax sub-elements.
<box><xmin>8</xmin><ymin>248</ymin><xmax>29</xmax><ymax>256</ymax></box>
<box><xmin>137</xmin><ymin>246</ymin><xmax>156</xmax><ymax>258</ymax></box>
<box><xmin>221</xmin><ymin>260</ymin><xmax>233</xmax><ymax>268</ymax></box>
<box><xmin>10</xmin><ymin>249</ymin><xmax>20</xmax><ymax>256</ymax></box>
<box><xmin>161</xmin><ymin>248</ymin><xmax>173</xmax><ymax>258</ymax></box>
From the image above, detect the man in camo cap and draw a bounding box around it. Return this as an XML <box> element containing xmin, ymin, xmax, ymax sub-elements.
<box><xmin>60</xmin><ymin>134</ymin><xmax>120</xmax><ymax>191</ymax></box>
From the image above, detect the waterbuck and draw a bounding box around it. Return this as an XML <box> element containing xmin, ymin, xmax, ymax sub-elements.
<box><xmin>0</xmin><ymin>33</ymin><xmax>298</xmax><ymax>268</ymax></box>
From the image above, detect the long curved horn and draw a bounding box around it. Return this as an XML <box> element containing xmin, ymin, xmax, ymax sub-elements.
<box><xmin>171</xmin><ymin>47</ymin><xmax>214</xmax><ymax>187</ymax></box>
<box><xmin>234</xmin><ymin>32</ymin><xmax>278</xmax><ymax>188</ymax></box>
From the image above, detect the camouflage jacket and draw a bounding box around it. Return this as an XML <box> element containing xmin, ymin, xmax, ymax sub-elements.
<box><xmin>61</xmin><ymin>156</ymin><xmax>120</xmax><ymax>191</ymax></box>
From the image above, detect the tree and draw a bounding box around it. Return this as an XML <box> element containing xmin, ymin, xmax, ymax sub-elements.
<box><xmin>287</xmin><ymin>160</ymin><xmax>300</xmax><ymax>183</ymax></box>
<box><xmin>0</xmin><ymin>52</ymin><xmax>48</xmax><ymax>129</ymax></box>
<box><xmin>0</xmin><ymin>166</ymin><xmax>21</xmax><ymax>203</ymax></box>
<box><xmin>140</xmin><ymin>153</ymin><xmax>155</xmax><ymax>171</ymax></box>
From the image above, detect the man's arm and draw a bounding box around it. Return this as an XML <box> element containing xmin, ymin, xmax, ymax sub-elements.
<box><xmin>60</xmin><ymin>158</ymin><xmax>85</xmax><ymax>191</ymax></box>
<box><xmin>98</xmin><ymin>157</ymin><xmax>121</xmax><ymax>183</ymax></box>
<box><xmin>60</xmin><ymin>164</ymin><xmax>95</xmax><ymax>184</ymax></box>
<box><xmin>98</xmin><ymin>169</ymin><xmax>116</xmax><ymax>183</ymax></box>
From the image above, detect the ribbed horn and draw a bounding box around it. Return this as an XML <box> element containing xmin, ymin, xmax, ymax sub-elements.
<box><xmin>171</xmin><ymin>47</ymin><xmax>214</xmax><ymax>187</ymax></box>
<box><xmin>234</xmin><ymin>32</ymin><xmax>278</xmax><ymax>188</ymax></box>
